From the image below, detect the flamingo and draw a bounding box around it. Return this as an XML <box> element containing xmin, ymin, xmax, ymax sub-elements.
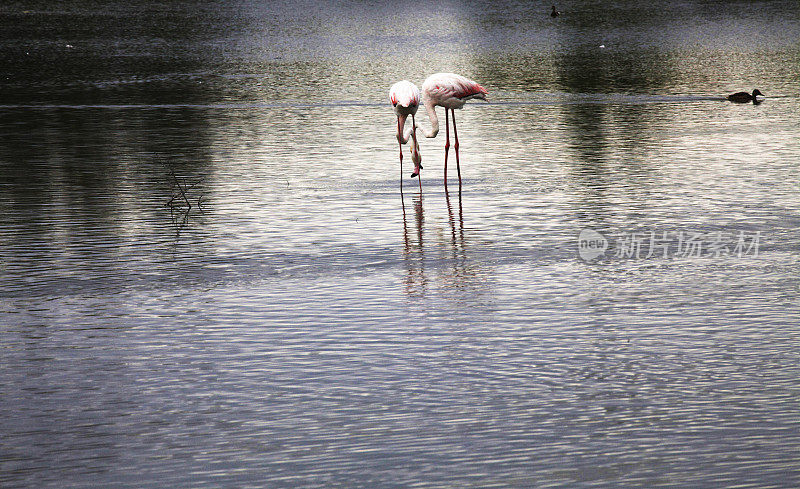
<box><xmin>419</xmin><ymin>73</ymin><xmax>488</xmax><ymax>186</ymax></box>
<box><xmin>389</xmin><ymin>80</ymin><xmax>422</xmax><ymax>190</ymax></box>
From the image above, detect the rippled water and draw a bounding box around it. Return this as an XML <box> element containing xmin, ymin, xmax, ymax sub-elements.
<box><xmin>2</xmin><ymin>1</ymin><xmax>800</xmax><ymax>487</ymax></box>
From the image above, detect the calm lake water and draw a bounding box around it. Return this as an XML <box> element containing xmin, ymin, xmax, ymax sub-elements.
<box><xmin>2</xmin><ymin>1</ymin><xmax>800</xmax><ymax>487</ymax></box>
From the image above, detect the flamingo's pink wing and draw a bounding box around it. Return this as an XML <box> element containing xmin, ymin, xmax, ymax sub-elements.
<box><xmin>427</xmin><ymin>74</ymin><xmax>487</xmax><ymax>100</ymax></box>
<box><xmin>451</xmin><ymin>78</ymin><xmax>488</xmax><ymax>99</ymax></box>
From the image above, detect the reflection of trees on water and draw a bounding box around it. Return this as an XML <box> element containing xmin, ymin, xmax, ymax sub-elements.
<box><xmin>556</xmin><ymin>48</ymin><xmax>670</xmax><ymax>227</ymax></box>
<box><xmin>470</xmin><ymin>32</ymin><xmax>676</xmax><ymax>227</ymax></box>
<box><xmin>0</xmin><ymin>106</ymin><xmax>216</xmax><ymax>295</ymax></box>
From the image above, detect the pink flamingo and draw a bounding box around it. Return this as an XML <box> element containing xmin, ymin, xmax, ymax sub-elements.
<box><xmin>389</xmin><ymin>80</ymin><xmax>422</xmax><ymax>191</ymax></box>
<box><xmin>419</xmin><ymin>73</ymin><xmax>488</xmax><ymax>186</ymax></box>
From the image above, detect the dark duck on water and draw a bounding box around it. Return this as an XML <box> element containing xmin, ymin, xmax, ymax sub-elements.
<box><xmin>727</xmin><ymin>89</ymin><xmax>764</xmax><ymax>103</ymax></box>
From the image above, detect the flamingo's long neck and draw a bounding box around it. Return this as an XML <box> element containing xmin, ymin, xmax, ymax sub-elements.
<box><xmin>421</xmin><ymin>101</ymin><xmax>439</xmax><ymax>138</ymax></box>
<box><xmin>397</xmin><ymin>114</ymin><xmax>414</xmax><ymax>144</ymax></box>
<box><xmin>410</xmin><ymin>114</ymin><xmax>421</xmax><ymax>167</ymax></box>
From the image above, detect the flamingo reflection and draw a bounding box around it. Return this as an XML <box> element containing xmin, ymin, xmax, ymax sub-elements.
<box><xmin>401</xmin><ymin>193</ymin><xmax>427</xmax><ymax>297</ymax></box>
<box><xmin>401</xmin><ymin>186</ymin><xmax>480</xmax><ymax>297</ymax></box>
<box><xmin>443</xmin><ymin>185</ymin><xmax>471</xmax><ymax>287</ymax></box>
<box><xmin>445</xmin><ymin>185</ymin><xmax>466</xmax><ymax>260</ymax></box>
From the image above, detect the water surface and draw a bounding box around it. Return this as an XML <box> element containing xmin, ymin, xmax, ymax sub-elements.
<box><xmin>2</xmin><ymin>1</ymin><xmax>800</xmax><ymax>487</ymax></box>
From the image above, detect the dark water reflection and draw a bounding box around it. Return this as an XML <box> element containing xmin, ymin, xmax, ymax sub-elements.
<box><xmin>2</xmin><ymin>1</ymin><xmax>800</xmax><ymax>488</ymax></box>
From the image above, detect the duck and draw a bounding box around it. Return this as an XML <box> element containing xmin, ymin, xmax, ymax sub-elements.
<box><xmin>551</xmin><ymin>5</ymin><xmax>560</xmax><ymax>17</ymax></box>
<box><xmin>727</xmin><ymin>89</ymin><xmax>763</xmax><ymax>103</ymax></box>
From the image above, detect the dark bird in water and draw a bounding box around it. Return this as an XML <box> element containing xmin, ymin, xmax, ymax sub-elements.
<box><xmin>727</xmin><ymin>89</ymin><xmax>763</xmax><ymax>103</ymax></box>
<box><xmin>551</xmin><ymin>5</ymin><xmax>560</xmax><ymax>17</ymax></box>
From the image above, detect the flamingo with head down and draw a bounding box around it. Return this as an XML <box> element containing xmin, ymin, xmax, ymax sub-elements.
<box><xmin>389</xmin><ymin>80</ymin><xmax>422</xmax><ymax>190</ymax></box>
<box><xmin>418</xmin><ymin>73</ymin><xmax>488</xmax><ymax>186</ymax></box>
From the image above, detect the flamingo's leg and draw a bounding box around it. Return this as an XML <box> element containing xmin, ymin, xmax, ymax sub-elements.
<box><xmin>444</xmin><ymin>109</ymin><xmax>450</xmax><ymax>187</ymax></box>
<box><xmin>452</xmin><ymin>109</ymin><xmax>461</xmax><ymax>186</ymax></box>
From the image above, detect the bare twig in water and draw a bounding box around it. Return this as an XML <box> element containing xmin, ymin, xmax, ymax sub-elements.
<box><xmin>169</xmin><ymin>170</ymin><xmax>192</xmax><ymax>210</ymax></box>
<box><xmin>163</xmin><ymin>163</ymin><xmax>206</xmax><ymax>230</ymax></box>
